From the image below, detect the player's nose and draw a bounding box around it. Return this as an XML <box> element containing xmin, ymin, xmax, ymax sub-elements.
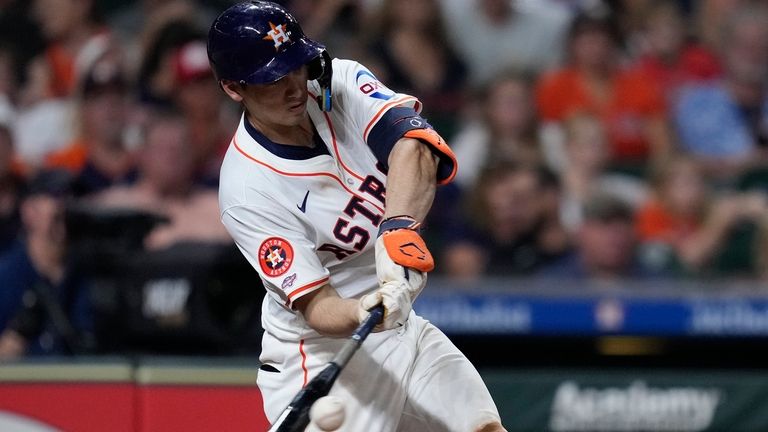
<box><xmin>284</xmin><ymin>67</ymin><xmax>308</xmax><ymax>98</ymax></box>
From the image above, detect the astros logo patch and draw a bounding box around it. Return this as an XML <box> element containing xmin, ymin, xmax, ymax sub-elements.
<box><xmin>259</xmin><ymin>237</ymin><xmax>294</xmax><ymax>277</ymax></box>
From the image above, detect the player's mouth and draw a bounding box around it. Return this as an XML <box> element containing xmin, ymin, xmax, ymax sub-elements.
<box><xmin>287</xmin><ymin>100</ymin><xmax>306</xmax><ymax>113</ymax></box>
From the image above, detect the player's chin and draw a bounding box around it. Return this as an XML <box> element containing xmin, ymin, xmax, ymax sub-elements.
<box><xmin>277</xmin><ymin>110</ymin><xmax>305</xmax><ymax>127</ymax></box>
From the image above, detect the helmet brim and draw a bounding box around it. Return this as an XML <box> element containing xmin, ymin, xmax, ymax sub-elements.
<box><xmin>242</xmin><ymin>36</ymin><xmax>325</xmax><ymax>85</ymax></box>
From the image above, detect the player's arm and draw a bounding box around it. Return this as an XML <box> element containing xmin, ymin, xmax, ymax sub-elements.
<box><xmin>301</xmin><ymin>138</ymin><xmax>446</xmax><ymax>335</ymax></box>
<box><xmin>285</xmin><ymin>138</ymin><xmax>441</xmax><ymax>337</ymax></box>
<box><xmin>383</xmin><ymin>137</ymin><xmax>439</xmax><ymax>221</ymax></box>
<box><xmin>294</xmin><ymin>284</ymin><xmax>360</xmax><ymax>337</ymax></box>
<box><xmin>362</xmin><ymin>123</ymin><xmax>457</xmax><ymax>331</ymax></box>
<box><xmin>338</xmin><ymin>61</ymin><xmax>458</xmax><ymax>329</ymax></box>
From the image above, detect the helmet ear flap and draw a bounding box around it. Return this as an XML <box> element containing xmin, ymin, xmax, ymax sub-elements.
<box><xmin>306</xmin><ymin>54</ymin><xmax>324</xmax><ymax>80</ymax></box>
<box><xmin>309</xmin><ymin>51</ymin><xmax>333</xmax><ymax>111</ymax></box>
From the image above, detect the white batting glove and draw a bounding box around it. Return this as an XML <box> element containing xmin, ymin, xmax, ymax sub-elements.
<box><xmin>358</xmin><ymin>281</ymin><xmax>413</xmax><ymax>332</ymax></box>
<box><xmin>375</xmin><ymin>236</ymin><xmax>427</xmax><ymax>298</ymax></box>
<box><xmin>375</xmin><ymin>216</ymin><xmax>433</xmax><ymax>300</ymax></box>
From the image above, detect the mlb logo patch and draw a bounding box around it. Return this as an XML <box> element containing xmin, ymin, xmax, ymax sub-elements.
<box><xmin>259</xmin><ymin>237</ymin><xmax>294</xmax><ymax>277</ymax></box>
<box><xmin>282</xmin><ymin>273</ymin><xmax>297</xmax><ymax>290</ymax></box>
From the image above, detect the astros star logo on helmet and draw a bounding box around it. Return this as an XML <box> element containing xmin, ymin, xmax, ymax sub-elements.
<box><xmin>263</xmin><ymin>22</ymin><xmax>291</xmax><ymax>50</ymax></box>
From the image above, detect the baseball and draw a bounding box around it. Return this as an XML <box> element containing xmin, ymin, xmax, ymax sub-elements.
<box><xmin>309</xmin><ymin>396</ymin><xmax>346</xmax><ymax>431</ymax></box>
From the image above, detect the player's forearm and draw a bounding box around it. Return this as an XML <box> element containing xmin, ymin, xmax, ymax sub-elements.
<box><xmin>295</xmin><ymin>285</ymin><xmax>361</xmax><ymax>337</ymax></box>
<box><xmin>384</xmin><ymin>138</ymin><xmax>439</xmax><ymax>221</ymax></box>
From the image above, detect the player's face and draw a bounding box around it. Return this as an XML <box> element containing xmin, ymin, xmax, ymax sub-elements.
<box><xmin>226</xmin><ymin>65</ymin><xmax>310</xmax><ymax>130</ymax></box>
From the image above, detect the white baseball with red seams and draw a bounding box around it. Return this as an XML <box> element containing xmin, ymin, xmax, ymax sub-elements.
<box><xmin>309</xmin><ymin>396</ymin><xmax>346</xmax><ymax>431</ymax></box>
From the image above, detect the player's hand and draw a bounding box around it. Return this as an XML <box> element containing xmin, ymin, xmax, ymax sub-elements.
<box><xmin>375</xmin><ymin>216</ymin><xmax>432</xmax><ymax>299</ymax></box>
<box><xmin>358</xmin><ymin>281</ymin><xmax>412</xmax><ymax>331</ymax></box>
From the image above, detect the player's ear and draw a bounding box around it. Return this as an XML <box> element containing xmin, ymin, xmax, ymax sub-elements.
<box><xmin>220</xmin><ymin>80</ymin><xmax>244</xmax><ymax>103</ymax></box>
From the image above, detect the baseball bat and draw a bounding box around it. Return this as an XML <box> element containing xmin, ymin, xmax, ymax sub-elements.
<box><xmin>267</xmin><ymin>304</ymin><xmax>385</xmax><ymax>432</ymax></box>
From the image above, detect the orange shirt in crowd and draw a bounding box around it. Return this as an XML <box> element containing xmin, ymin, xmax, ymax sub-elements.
<box><xmin>536</xmin><ymin>67</ymin><xmax>666</xmax><ymax>162</ymax></box>
<box><xmin>44</xmin><ymin>30</ymin><xmax>110</xmax><ymax>98</ymax></box>
<box><xmin>45</xmin><ymin>44</ymin><xmax>77</xmax><ymax>98</ymax></box>
<box><xmin>635</xmin><ymin>199</ymin><xmax>699</xmax><ymax>245</ymax></box>
<box><xmin>44</xmin><ymin>139</ymin><xmax>88</xmax><ymax>172</ymax></box>
<box><xmin>634</xmin><ymin>45</ymin><xmax>721</xmax><ymax>100</ymax></box>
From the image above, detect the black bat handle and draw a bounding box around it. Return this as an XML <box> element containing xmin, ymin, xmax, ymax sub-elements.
<box><xmin>332</xmin><ymin>304</ymin><xmax>384</xmax><ymax>368</ymax></box>
<box><xmin>268</xmin><ymin>304</ymin><xmax>385</xmax><ymax>432</ymax></box>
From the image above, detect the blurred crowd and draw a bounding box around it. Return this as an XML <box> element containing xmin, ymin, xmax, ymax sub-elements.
<box><xmin>2</xmin><ymin>0</ymin><xmax>768</xmax><ymax>358</ymax></box>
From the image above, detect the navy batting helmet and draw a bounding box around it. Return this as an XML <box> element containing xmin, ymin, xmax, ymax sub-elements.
<box><xmin>207</xmin><ymin>1</ymin><xmax>329</xmax><ymax>82</ymax></box>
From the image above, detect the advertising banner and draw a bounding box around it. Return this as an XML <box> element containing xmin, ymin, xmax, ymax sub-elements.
<box><xmin>485</xmin><ymin>369</ymin><xmax>768</xmax><ymax>432</ymax></box>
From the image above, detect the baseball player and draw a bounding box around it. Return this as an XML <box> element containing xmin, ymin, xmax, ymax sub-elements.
<box><xmin>209</xmin><ymin>2</ymin><xmax>506</xmax><ymax>431</ymax></box>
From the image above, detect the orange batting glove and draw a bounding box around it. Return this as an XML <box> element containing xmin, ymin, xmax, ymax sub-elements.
<box><xmin>359</xmin><ymin>215</ymin><xmax>432</xmax><ymax>330</ymax></box>
<box><xmin>376</xmin><ymin>215</ymin><xmax>432</xmax><ymax>290</ymax></box>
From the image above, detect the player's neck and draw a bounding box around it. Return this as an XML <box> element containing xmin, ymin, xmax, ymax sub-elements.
<box><xmin>246</xmin><ymin>112</ymin><xmax>315</xmax><ymax>147</ymax></box>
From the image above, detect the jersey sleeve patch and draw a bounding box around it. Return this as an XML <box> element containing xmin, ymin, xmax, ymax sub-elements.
<box><xmin>258</xmin><ymin>237</ymin><xmax>295</xmax><ymax>277</ymax></box>
<box><xmin>355</xmin><ymin>69</ymin><xmax>395</xmax><ymax>101</ymax></box>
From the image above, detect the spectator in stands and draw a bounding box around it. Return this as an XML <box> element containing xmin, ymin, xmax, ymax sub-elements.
<box><xmin>0</xmin><ymin>107</ymin><xmax>23</xmax><ymax>255</ymax></box>
<box><xmin>13</xmin><ymin>0</ymin><xmax>115</xmax><ymax>168</ymax></box>
<box><xmin>45</xmin><ymin>56</ymin><xmax>136</xmax><ymax>196</ymax></box>
<box><xmin>287</xmin><ymin>0</ymin><xmax>363</xmax><ymax>58</ymax></box>
<box><xmin>537</xmin><ymin>163</ymin><xmax>572</xmax><ymax>267</ymax></box>
<box><xmin>695</xmin><ymin>0</ymin><xmax>743</xmax><ymax>53</ymax></box>
<box><xmin>0</xmin><ymin>44</ymin><xmax>18</xmax><ymax>108</ymax></box>
<box><xmin>540</xmin><ymin>192</ymin><xmax>657</xmax><ymax>281</ymax></box>
<box><xmin>673</xmin><ymin>3</ymin><xmax>768</xmax><ymax>181</ymax></box>
<box><xmin>442</xmin><ymin>162</ymin><xmax>570</xmax><ymax>280</ymax></box>
<box><xmin>556</xmin><ymin>113</ymin><xmax>649</xmax><ymax>231</ymax></box>
<box><xmin>170</xmin><ymin>40</ymin><xmax>236</xmax><ymax>187</ymax></box>
<box><xmin>632</xmin><ymin>0</ymin><xmax>721</xmax><ymax>105</ymax></box>
<box><xmin>364</xmin><ymin>0</ymin><xmax>467</xmax><ymax>138</ymax></box>
<box><xmin>0</xmin><ymin>1</ymin><xmax>46</xmax><ymax>101</ymax></box>
<box><xmin>108</xmin><ymin>0</ymin><xmax>215</xmax><ymax>77</ymax></box>
<box><xmin>440</xmin><ymin>0</ymin><xmax>569</xmax><ymax>85</ymax></box>
<box><xmin>136</xmin><ymin>20</ymin><xmax>203</xmax><ymax>107</ymax></box>
<box><xmin>452</xmin><ymin>71</ymin><xmax>540</xmax><ymax>190</ymax></box>
<box><xmin>28</xmin><ymin>0</ymin><xmax>110</xmax><ymax>99</ymax></box>
<box><xmin>92</xmin><ymin>111</ymin><xmax>230</xmax><ymax>250</ymax></box>
<box><xmin>536</xmin><ymin>10</ymin><xmax>672</xmax><ymax>172</ymax></box>
<box><xmin>636</xmin><ymin>155</ymin><xmax>768</xmax><ymax>277</ymax></box>
<box><xmin>0</xmin><ymin>170</ymin><xmax>94</xmax><ymax>360</ymax></box>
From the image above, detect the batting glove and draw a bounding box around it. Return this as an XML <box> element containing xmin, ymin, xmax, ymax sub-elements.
<box><xmin>358</xmin><ymin>281</ymin><xmax>413</xmax><ymax>332</ymax></box>
<box><xmin>375</xmin><ymin>215</ymin><xmax>432</xmax><ymax>300</ymax></box>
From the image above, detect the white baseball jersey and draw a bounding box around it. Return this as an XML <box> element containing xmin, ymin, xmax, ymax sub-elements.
<box><xmin>219</xmin><ymin>58</ymin><xmax>500</xmax><ymax>431</ymax></box>
<box><xmin>219</xmin><ymin>58</ymin><xmax>429</xmax><ymax>341</ymax></box>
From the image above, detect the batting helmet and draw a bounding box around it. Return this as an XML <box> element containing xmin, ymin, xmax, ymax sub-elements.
<box><xmin>207</xmin><ymin>1</ymin><xmax>329</xmax><ymax>85</ymax></box>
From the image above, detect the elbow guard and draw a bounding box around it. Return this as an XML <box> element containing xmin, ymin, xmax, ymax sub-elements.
<box><xmin>403</xmin><ymin>128</ymin><xmax>457</xmax><ymax>185</ymax></box>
